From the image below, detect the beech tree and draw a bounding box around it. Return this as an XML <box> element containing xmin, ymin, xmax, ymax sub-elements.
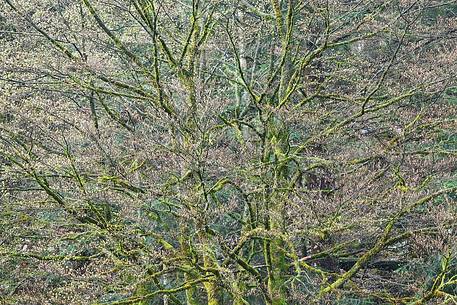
<box><xmin>1</xmin><ymin>0</ymin><xmax>456</xmax><ymax>304</ymax></box>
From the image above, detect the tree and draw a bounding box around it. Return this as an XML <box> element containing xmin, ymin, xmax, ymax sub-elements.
<box><xmin>1</xmin><ymin>0</ymin><xmax>456</xmax><ymax>304</ymax></box>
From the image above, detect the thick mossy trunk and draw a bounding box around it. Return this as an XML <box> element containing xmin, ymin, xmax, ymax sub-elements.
<box><xmin>203</xmin><ymin>279</ymin><xmax>219</xmax><ymax>305</ymax></box>
<box><xmin>265</xmin><ymin>226</ymin><xmax>288</xmax><ymax>305</ymax></box>
<box><xmin>179</xmin><ymin>230</ymin><xmax>199</xmax><ymax>305</ymax></box>
<box><xmin>262</xmin><ymin>192</ymin><xmax>288</xmax><ymax>305</ymax></box>
<box><xmin>202</xmin><ymin>236</ymin><xmax>220</xmax><ymax>305</ymax></box>
<box><xmin>263</xmin><ymin>120</ymin><xmax>290</xmax><ymax>304</ymax></box>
